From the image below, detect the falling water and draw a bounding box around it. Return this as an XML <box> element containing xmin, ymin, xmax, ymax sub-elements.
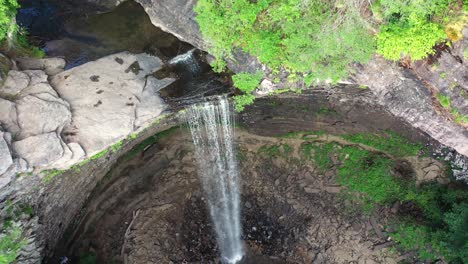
<box><xmin>169</xmin><ymin>48</ymin><xmax>201</xmax><ymax>74</ymax></box>
<box><xmin>186</xmin><ymin>96</ymin><xmax>244</xmax><ymax>264</ymax></box>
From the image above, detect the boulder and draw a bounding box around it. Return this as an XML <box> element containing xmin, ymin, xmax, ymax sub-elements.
<box><xmin>0</xmin><ymin>98</ymin><xmax>20</xmax><ymax>136</ymax></box>
<box><xmin>16</xmin><ymin>94</ymin><xmax>71</xmax><ymax>140</ymax></box>
<box><xmin>16</xmin><ymin>57</ymin><xmax>66</xmax><ymax>76</ymax></box>
<box><xmin>134</xmin><ymin>0</ymin><xmax>205</xmax><ymax>49</ymax></box>
<box><xmin>135</xmin><ymin>76</ymin><xmax>174</xmax><ymax>128</ymax></box>
<box><xmin>1</xmin><ymin>70</ymin><xmax>29</xmax><ymax>97</ymax></box>
<box><xmin>0</xmin><ymin>53</ymin><xmax>13</xmax><ymax>85</ymax></box>
<box><xmin>50</xmin><ymin>52</ymin><xmax>172</xmax><ymax>156</ymax></box>
<box><xmin>0</xmin><ymin>131</ymin><xmax>13</xmax><ymax>175</ymax></box>
<box><xmin>12</xmin><ymin>133</ymin><xmax>65</xmax><ymax>167</ymax></box>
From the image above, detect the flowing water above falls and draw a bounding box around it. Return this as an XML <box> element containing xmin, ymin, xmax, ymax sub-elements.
<box><xmin>186</xmin><ymin>96</ymin><xmax>244</xmax><ymax>263</ymax></box>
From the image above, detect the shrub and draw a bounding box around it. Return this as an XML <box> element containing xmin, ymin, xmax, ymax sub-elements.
<box><xmin>0</xmin><ymin>0</ymin><xmax>19</xmax><ymax>42</ymax></box>
<box><xmin>232</xmin><ymin>72</ymin><xmax>263</xmax><ymax>112</ymax></box>
<box><xmin>195</xmin><ymin>0</ymin><xmax>375</xmax><ymax>82</ymax></box>
<box><xmin>376</xmin><ymin>0</ymin><xmax>453</xmax><ymax>61</ymax></box>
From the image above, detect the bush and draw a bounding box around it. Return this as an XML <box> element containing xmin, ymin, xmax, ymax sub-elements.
<box><xmin>376</xmin><ymin>0</ymin><xmax>453</xmax><ymax>61</ymax></box>
<box><xmin>232</xmin><ymin>72</ymin><xmax>263</xmax><ymax>112</ymax></box>
<box><xmin>195</xmin><ymin>0</ymin><xmax>375</xmax><ymax>82</ymax></box>
<box><xmin>0</xmin><ymin>0</ymin><xmax>19</xmax><ymax>42</ymax></box>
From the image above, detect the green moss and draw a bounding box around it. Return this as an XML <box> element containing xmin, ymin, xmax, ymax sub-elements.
<box><xmin>437</xmin><ymin>93</ymin><xmax>468</xmax><ymax>125</ymax></box>
<box><xmin>258</xmin><ymin>144</ymin><xmax>292</xmax><ymax>158</ymax></box>
<box><xmin>337</xmin><ymin>146</ymin><xmax>403</xmax><ymax>211</ymax></box>
<box><xmin>110</xmin><ymin>140</ymin><xmax>123</xmax><ymax>152</ymax></box>
<box><xmin>42</xmin><ymin>169</ymin><xmax>66</xmax><ymax>183</ymax></box>
<box><xmin>123</xmin><ymin>127</ymin><xmax>179</xmax><ymax>161</ymax></box>
<box><xmin>0</xmin><ymin>226</ymin><xmax>25</xmax><ymax>264</ymax></box>
<box><xmin>301</xmin><ymin>142</ymin><xmax>336</xmax><ymax>171</ymax></box>
<box><xmin>342</xmin><ymin>131</ymin><xmax>423</xmax><ymax>157</ymax></box>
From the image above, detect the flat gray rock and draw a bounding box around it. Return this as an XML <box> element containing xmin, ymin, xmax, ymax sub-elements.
<box><xmin>13</xmin><ymin>132</ymin><xmax>64</xmax><ymax>167</ymax></box>
<box><xmin>51</xmin><ymin>52</ymin><xmax>171</xmax><ymax>156</ymax></box>
<box><xmin>17</xmin><ymin>57</ymin><xmax>66</xmax><ymax>75</ymax></box>
<box><xmin>16</xmin><ymin>94</ymin><xmax>71</xmax><ymax>140</ymax></box>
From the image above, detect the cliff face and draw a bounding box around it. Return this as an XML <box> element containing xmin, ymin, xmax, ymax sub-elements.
<box><xmin>101</xmin><ymin>0</ymin><xmax>468</xmax><ymax>176</ymax></box>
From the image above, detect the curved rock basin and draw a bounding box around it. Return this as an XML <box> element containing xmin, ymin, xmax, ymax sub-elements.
<box><xmin>50</xmin><ymin>126</ymin><xmax>445</xmax><ymax>264</ymax></box>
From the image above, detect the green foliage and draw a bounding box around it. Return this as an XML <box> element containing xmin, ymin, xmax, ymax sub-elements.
<box><xmin>42</xmin><ymin>169</ymin><xmax>66</xmax><ymax>183</ymax></box>
<box><xmin>110</xmin><ymin>140</ymin><xmax>123</xmax><ymax>152</ymax></box>
<box><xmin>195</xmin><ymin>0</ymin><xmax>375</xmax><ymax>82</ymax></box>
<box><xmin>437</xmin><ymin>93</ymin><xmax>451</xmax><ymax>108</ymax></box>
<box><xmin>441</xmin><ymin>202</ymin><xmax>468</xmax><ymax>262</ymax></box>
<box><xmin>337</xmin><ymin>146</ymin><xmax>404</xmax><ymax>211</ymax></box>
<box><xmin>232</xmin><ymin>72</ymin><xmax>263</xmax><ymax>112</ymax></box>
<box><xmin>0</xmin><ymin>202</ymin><xmax>27</xmax><ymax>264</ymax></box>
<box><xmin>0</xmin><ymin>0</ymin><xmax>19</xmax><ymax>42</ymax></box>
<box><xmin>232</xmin><ymin>72</ymin><xmax>263</xmax><ymax>93</ymax></box>
<box><xmin>0</xmin><ymin>226</ymin><xmax>25</xmax><ymax>264</ymax></box>
<box><xmin>391</xmin><ymin>224</ymin><xmax>437</xmax><ymax>261</ymax></box>
<box><xmin>258</xmin><ymin>143</ymin><xmax>293</xmax><ymax>159</ymax></box>
<box><xmin>376</xmin><ymin>0</ymin><xmax>453</xmax><ymax>61</ymax></box>
<box><xmin>437</xmin><ymin>93</ymin><xmax>468</xmax><ymax>125</ymax></box>
<box><xmin>301</xmin><ymin>143</ymin><xmax>335</xmax><ymax>171</ymax></box>
<box><xmin>234</xmin><ymin>94</ymin><xmax>255</xmax><ymax>112</ymax></box>
<box><xmin>342</xmin><ymin>131</ymin><xmax>423</xmax><ymax>157</ymax></box>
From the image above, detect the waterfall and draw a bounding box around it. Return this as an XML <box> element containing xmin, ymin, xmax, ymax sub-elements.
<box><xmin>186</xmin><ymin>96</ymin><xmax>244</xmax><ymax>263</ymax></box>
<box><xmin>169</xmin><ymin>48</ymin><xmax>201</xmax><ymax>75</ymax></box>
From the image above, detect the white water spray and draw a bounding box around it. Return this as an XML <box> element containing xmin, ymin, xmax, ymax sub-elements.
<box><xmin>186</xmin><ymin>96</ymin><xmax>244</xmax><ymax>263</ymax></box>
<box><xmin>169</xmin><ymin>48</ymin><xmax>200</xmax><ymax>74</ymax></box>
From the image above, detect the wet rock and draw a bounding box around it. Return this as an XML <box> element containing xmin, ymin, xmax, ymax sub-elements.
<box><xmin>16</xmin><ymin>57</ymin><xmax>66</xmax><ymax>75</ymax></box>
<box><xmin>12</xmin><ymin>133</ymin><xmax>64</xmax><ymax>167</ymax></box>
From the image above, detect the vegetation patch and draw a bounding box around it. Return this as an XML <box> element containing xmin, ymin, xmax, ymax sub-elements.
<box><xmin>0</xmin><ymin>201</ymin><xmax>29</xmax><ymax>264</ymax></box>
<box><xmin>271</xmin><ymin>129</ymin><xmax>467</xmax><ymax>262</ymax></box>
<box><xmin>258</xmin><ymin>143</ymin><xmax>293</xmax><ymax>159</ymax></box>
<box><xmin>195</xmin><ymin>0</ymin><xmax>375</xmax><ymax>84</ymax></box>
<box><xmin>437</xmin><ymin>93</ymin><xmax>468</xmax><ymax>125</ymax></box>
<box><xmin>301</xmin><ymin>142</ymin><xmax>336</xmax><ymax>171</ymax></box>
<box><xmin>232</xmin><ymin>72</ymin><xmax>263</xmax><ymax>112</ymax></box>
<box><xmin>123</xmin><ymin>126</ymin><xmax>179</xmax><ymax>161</ymax></box>
<box><xmin>342</xmin><ymin>131</ymin><xmax>423</xmax><ymax>157</ymax></box>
